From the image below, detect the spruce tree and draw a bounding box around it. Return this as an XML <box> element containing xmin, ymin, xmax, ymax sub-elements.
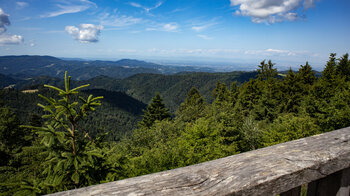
<box><xmin>139</xmin><ymin>93</ymin><xmax>171</xmax><ymax>128</ymax></box>
<box><xmin>298</xmin><ymin>61</ymin><xmax>316</xmax><ymax>86</ymax></box>
<box><xmin>280</xmin><ymin>68</ymin><xmax>303</xmax><ymax>113</ymax></box>
<box><xmin>176</xmin><ymin>87</ymin><xmax>206</xmax><ymax>122</ymax></box>
<box><xmin>0</xmin><ymin>107</ymin><xmax>25</xmax><ymax>166</ymax></box>
<box><xmin>322</xmin><ymin>53</ymin><xmax>337</xmax><ymax>81</ymax></box>
<box><xmin>212</xmin><ymin>82</ymin><xmax>230</xmax><ymax>104</ymax></box>
<box><xmin>22</xmin><ymin>71</ymin><xmax>107</xmax><ymax>194</ymax></box>
<box><xmin>257</xmin><ymin>60</ymin><xmax>277</xmax><ymax>80</ymax></box>
<box><xmin>229</xmin><ymin>81</ymin><xmax>239</xmax><ymax>105</ymax></box>
<box><xmin>336</xmin><ymin>53</ymin><xmax>350</xmax><ymax>80</ymax></box>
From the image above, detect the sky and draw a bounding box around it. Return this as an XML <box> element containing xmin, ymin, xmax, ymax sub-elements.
<box><xmin>0</xmin><ymin>0</ymin><xmax>349</xmax><ymax>70</ymax></box>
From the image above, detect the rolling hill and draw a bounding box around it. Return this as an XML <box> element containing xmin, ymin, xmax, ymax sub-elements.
<box><xmin>0</xmin><ymin>55</ymin><xmax>215</xmax><ymax>80</ymax></box>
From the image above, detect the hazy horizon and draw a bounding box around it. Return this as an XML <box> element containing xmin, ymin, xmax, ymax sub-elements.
<box><xmin>0</xmin><ymin>0</ymin><xmax>349</xmax><ymax>71</ymax></box>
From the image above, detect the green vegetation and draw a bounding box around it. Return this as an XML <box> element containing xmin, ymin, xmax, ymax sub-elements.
<box><xmin>1</xmin><ymin>53</ymin><xmax>350</xmax><ymax>195</ymax></box>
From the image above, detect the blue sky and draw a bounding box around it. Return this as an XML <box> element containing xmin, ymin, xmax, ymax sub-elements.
<box><xmin>0</xmin><ymin>0</ymin><xmax>349</xmax><ymax>69</ymax></box>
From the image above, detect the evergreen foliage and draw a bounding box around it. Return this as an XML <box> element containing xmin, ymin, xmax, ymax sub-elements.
<box><xmin>257</xmin><ymin>60</ymin><xmax>277</xmax><ymax>80</ymax></box>
<box><xmin>337</xmin><ymin>53</ymin><xmax>350</xmax><ymax>80</ymax></box>
<box><xmin>176</xmin><ymin>87</ymin><xmax>206</xmax><ymax>123</ymax></box>
<box><xmin>298</xmin><ymin>62</ymin><xmax>316</xmax><ymax>86</ymax></box>
<box><xmin>139</xmin><ymin>93</ymin><xmax>171</xmax><ymax>128</ymax></box>
<box><xmin>322</xmin><ymin>53</ymin><xmax>337</xmax><ymax>82</ymax></box>
<box><xmin>15</xmin><ymin>72</ymin><xmax>108</xmax><ymax>194</ymax></box>
<box><xmin>2</xmin><ymin>54</ymin><xmax>350</xmax><ymax>195</ymax></box>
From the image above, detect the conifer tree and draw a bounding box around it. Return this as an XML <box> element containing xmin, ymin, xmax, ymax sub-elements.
<box><xmin>322</xmin><ymin>53</ymin><xmax>337</xmax><ymax>81</ymax></box>
<box><xmin>280</xmin><ymin>68</ymin><xmax>303</xmax><ymax>113</ymax></box>
<box><xmin>336</xmin><ymin>53</ymin><xmax>350</xmax><ymax>80</ymax></box>
<box><xmin>22</xmin><ymin>71</ymin><xmax>107</xmax><ymax>194</ymax></box>
<box><xmin>257</xmin><ymin>60</ymin><xmax>277</xmax><ymax>80</ymax></box>
<box><xmin>176</xmin><ymin>87</ymin><xmax>206</xmax><ymax>122</ymax></box>
<box><xmin>298</xmin><ymin>61</ymin><xmax>316</xmax><ymax>86</ymax></box>
<box><xmin>139</xmin><ymin>93</ymin><xmax>171</xmax><ymax>128</ymax></box>
<box><xmin>212</xmin><ymin>82</ymin><xmax>230</xmax><ymax>104</ymax></box>
<box><xmin>235</xmin><ymin>79</ymin><xmax>262</xmax><ymax>116</ymax></box>
<box><xmin>0</xmin><ymin>107</ymin><xmax>25</xmax><ymax>166</ymax></box>
<box><xmin>229</xmin><ymin>81</ymin><xmax>239</xmax><ymax>105</ymax></box>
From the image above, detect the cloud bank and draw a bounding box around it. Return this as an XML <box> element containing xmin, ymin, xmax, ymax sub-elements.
<box><xmin>0</xmin><ymin>8</ymin><xmax>23</xmax><ymax>45</ymax></box>
<box><xmin>230</xmin><ymin>0</ymin><xmax>316</xmax><ymax>23</ymax></box>
<box><xmin>65</xmin><ymin>24</ymin><xmax>103</xmax><ymax>43</ymax></box>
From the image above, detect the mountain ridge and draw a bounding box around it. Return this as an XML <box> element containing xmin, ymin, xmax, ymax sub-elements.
<box><xmin>0</xmin><ymin>55</ymin><xmax>215</xmax><ymax>80</ymax></box>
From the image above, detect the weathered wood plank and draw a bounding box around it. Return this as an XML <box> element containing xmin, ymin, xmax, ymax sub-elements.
<box><xmin>280</xmin><ymin>186</ymin><xmax>301</xmax><ymax>196</ymax></box>
<box><xmin>337</xmin><ymin>167</ymin><xmax>350</xmax><ymax>196</ymax></box>
<box><xmin>49</xmin><ymin>127</ymin><xmax>350</xmax><ymax>196</ymax></box>
<box><xmin>307</xmin><ymin>170</ymin><xmax>342</xmax><ymax>196</ymax></box>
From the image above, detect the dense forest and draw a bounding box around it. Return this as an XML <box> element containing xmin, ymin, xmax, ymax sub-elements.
<box><xmin>1</xmin><ymin>53</ymin><xmax>350</xmax><ymax>195</ymax></box>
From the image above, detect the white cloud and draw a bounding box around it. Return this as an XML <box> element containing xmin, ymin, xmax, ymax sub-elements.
<box><xmin>100</xmin><ymin>13</ymin><xmax>142</xmax><ymax>27</ymax></box>
<box><xmin>16</xmin><ymin>2</ymin><xmax>28</xmax><ymax>9</ymax></box>
<box><xmin>0</xmin><ymin>34</ymin><xmax>23</xmax><ymax>45</ymax></box>
<box><xmin>265</xmin><ymin>48</ymin><xmax>296</xmax><ymax>56</ymax></box>
<box><xmin>41</xmin><ymin>0</ymin><xmax>96</xmax><ymax>18</ymax></box>
<box><xmin>117</xmin><ymin>49</ymin><xmax>137</xmax><ymax>53</ymax></box>
<box><xmin>0</xmin><ymin>8</ymin><xmax>10</xmax><ymax>34</ymax></box>
<box><xmin>146</xmin><ymin>22</ymin><xmax>179</xmax><ymax>32</ymax></box>
<box><xmin>65</xmin><ymin>24</ymin><xmax>103</xmax><ymax>43</ymax></box>
<box><xmin>244</xmin><ymin>48</ymin><xmax>317</xmax><ymax>57</ymax></box>
<box><xmin>230</xmin><ymin>0</ymin><xmax>316</xmax><ymax>23</ymax></box>
<box><xmin>129</xmin><ymin>2</ymin><xmax>142</xmax><ymax>8</ymax></box>
<box><xmin>191</xmin><ymin>18</ymin><xmax>219</xmax><ymax>32</ymax></box>
<box><xmin>0</xmin><ymin>8</ymin><xmax>23</xmax><ymax>45</ymax></box>
<box><xmin>42</xmin><ymin>5</ymin><xmax>89</xmax><ymax>18</ymax></box>
<box><xmin>170</xmin><ymin>7</ymin><xmax>188</xmax><ymax>13</ymax></box>
<box><xmin>192</xmin><ymin>22</ymin><xmax>218</xmax><ymax>32</ymax></box>
<box><xmin>129</xmin><ymin>1</ymin><xmax>163</xmax><ymax>13</ymax></box>
<box><xmin>197</xmin><ymin>34</ymin><xmax>212</xmax><ymax>40</ymax></box>
<box><xmin>192</xmin><ymin>25</ymin><xmax>207</xmax><ymax>32</ymax></box>
<box><xmin>245</xmin><ymin>49</ymin><xmax>288</xmax><ymax>56</ymax></box>
<box><xmin>145</xmin><ymin>48</ymin><xmax>240</xmax><ymax>56</ymax></box>
<box><xmin>303</xmin><ymin>0</ymin><xmax>315</xmax><ymax>9</ymax></box>
<box><xmin>163</xmin><ymin>23</ymin><xmax>178</xmax><ymax>32</ymax></box>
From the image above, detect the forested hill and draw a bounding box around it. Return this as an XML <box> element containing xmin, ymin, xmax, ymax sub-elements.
<box><xmin>1</xmin><ymin>87</ymin><xmax>146</xmax><ymax>140</ymax></box>
<box><xmin>2</xmin><ymin>71</ymin><xmax>257</xmax><ymax>112</ymax></box>
<box><xmin>0</xmin><ymin>55</ymin><xmax>214</xmax><ymax>80</ymax></box>
<box><xmin>0</xmin><ymin>70</ymin><xmax>257</xmax><ymax>139</ymax></box>
<box><xmin>1</xmin><ymin>54</ymin><xmax>350</xmax><ymax>195</ymax></box>
<box><xmin>110</xmin><ymin>71</ymin><xmax>257</xmax><ymax>111</ymax></box>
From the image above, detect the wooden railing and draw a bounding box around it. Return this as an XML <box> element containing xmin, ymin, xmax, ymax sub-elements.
<box><xmin>50</xmin><ymin>127</ymin><xmax>350</xmax><ymax>196</ymax></box>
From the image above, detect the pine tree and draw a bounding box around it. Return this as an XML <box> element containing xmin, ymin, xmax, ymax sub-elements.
<box><xmin>139</xmin><ymin>93</ymin><xmax>171</xmax><ymax>128</ymax></box>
